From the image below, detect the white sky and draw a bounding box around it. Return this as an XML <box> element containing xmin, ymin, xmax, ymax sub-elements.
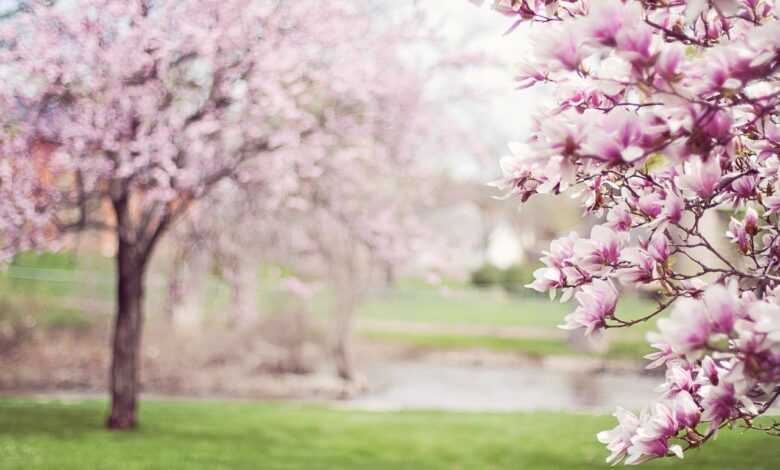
<box><xmin>416</xmin><ymin>0</ymin><xmax>542</xmax><ymax>180</ymax></box>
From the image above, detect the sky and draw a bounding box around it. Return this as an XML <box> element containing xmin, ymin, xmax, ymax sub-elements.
<box><xmin>417</xmin><ymin>0</ymin><xmax>542</xmax><ymax>180</ymax></box>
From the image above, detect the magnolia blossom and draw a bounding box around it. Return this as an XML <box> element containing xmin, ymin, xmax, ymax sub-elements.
<box><xmin>647</xmin><ymin>232</ymin><xmax>668</xmax><ymax>264</ymax></box>
<box><xmin>703</xmin><ymin>284</ymin><xmax>741</xmax><ymax>334</ymax></box>
<box><xmin>574</xmin><ymin>226</ymin><xmax>624</xmax><ymax>274</ymax></box>
<box><xmin>597</xmin><ymin>407</ymin><xmax>640</xmax><ymax>465</ymax></box>
<box><xmin>677</xmin><ymin>157</ymin><xmax>722</xmax><ymax>199</ymax></box>
<box><xmin>560</xmin><ymin>279</ymin><xmax>618</xmax><ymax>334</ymax></box>
<box><xmin>654</xmin><ymin>298</ymin><xmax>711</xmax><ymax>356</ymax></box>
<box><xmin>625</xmin><ymin>404</ymin><xmax>683</xmax><ymax>465</ymax></box>
<box><xmin>484</xmin><ymin>0</ymin><xmax>780</xmax><ymax>462</ymax></box>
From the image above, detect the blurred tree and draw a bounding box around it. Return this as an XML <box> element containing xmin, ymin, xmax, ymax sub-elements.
<box><xmin>0</xmin><ymin>0</ymin><xmax>414</xmax><ymax>429</ymax></box>
<box><xmin>165</xmin><ymin>3</ymin><xmax>490</xmax><ymax>382</ymax></box>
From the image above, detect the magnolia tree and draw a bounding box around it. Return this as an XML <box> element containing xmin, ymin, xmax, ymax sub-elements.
<box><xmin>481</xmin><ymin>0</ymin><xmax>780</xmax><ymax>464</ymax></box>
<box><xmin>0</xmin><ymin>0</ymin><xmax>394</xmax><ymax>429</ymax></box>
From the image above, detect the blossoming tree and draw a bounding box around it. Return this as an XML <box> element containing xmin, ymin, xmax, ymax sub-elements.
<box><xmin>0</xmin><ymin>0</ymin><xmax>389</xmax><ymax>429</ymax></box>
<box><xmin>484</xmin><ymin>0</ymin><xmax>780</xmax><ymax>464</ymax></box>
<box><xmin>164</xmin><ymin>7</ymin><xmax>472</xmax><ymax>381</ymax></box>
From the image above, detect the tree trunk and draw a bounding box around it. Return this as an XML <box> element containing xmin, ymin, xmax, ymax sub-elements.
<box><xmin>335</xmin><ymin>335</ymin><xmax>355</xmax><ymax>381</ymax></box>
<box><xmin>107</xmin><ymin>239</ymin><xmax>147</xmax><ymax>430</ymax></box>
<box><xmin>333</xmin><ymin>301</ymin><xmax>356</xmax><ymax>381</ymax></box>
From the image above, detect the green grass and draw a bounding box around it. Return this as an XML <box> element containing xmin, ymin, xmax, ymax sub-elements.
<box><xmin>362</xmin><ymin>331</ymin><xmax>651</xmax><ymax>360</ymax></box>
<box><xmin>360</xmin><ymin>287</ymin><xmax>657</xmax><ymax>331</ymax></box>
<box><xmin>2</xmin><ymin>250</ymin><xmax>659</xmax><ymax>334</ymax></box>
<box><xmin>0</xmin><ymin>250</ymin><xmax>662</xmax><ymax>364</ymax></box>
<box><xmin>0</xmin><ymin>398</ymin><xmax>776</xmax><ymax>469</ymax></box>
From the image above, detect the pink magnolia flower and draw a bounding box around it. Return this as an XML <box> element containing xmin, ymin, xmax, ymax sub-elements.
<box><xmin>616</xmin><ymin>247</ymin><xmax>656</xmax><ymax>285</ymax></box>
<box><xmin>673</xmin><ymin>390</ymin><xmax>701</xmax><ymax>429</ymax></box>
<box><xmin>537</xmin><ymin>25</ymin><xmax>586</xmax><ymax>72</ymax></box>
<box><xmin>656</xmin><ymin>359</ymin><xmax>696</xmax><ymax>398</ymax></box>
<box><xmin>647</xmin><ymin>232</ymin><xmax>669</xmax><ymax>264</ymax></box>
<box><xmin>676</xmin><ymin>156</ymin><xmax>721</xmax><ymax>198</ymax></box>
<box><xmin>587</xmin><ymin>1</ymin><xmax>644</xmax><ymax>49</ymax></box>
<box><xmin>560</xmin><ymin>279</ymin><xmax>619</xmax><ymax>335</ymax></box>
<box><xmin>574</xmin><ymin>225</ymin><xmax>624</xmax><ymax>273</ymax></box>
<box><xmin>527</xmin><ymin>266</ymin><xmax>566</xmax><ymax>293</ymax></box>
<box><xmin>661</xmin><ymin>191</ymin><xmax>684</xmax><ymax>225</ymax></box>
<box><xmin>637</xmin><ymin>192</ymin><xmax>664</xmax><ymax>218</ymax></box>
<box><xmin>530</xmin><ymin>113</ymin><xmax>589</xmax><ymax>160</ymax></box>
<box><xmin>754</xmin><ymin>302</ymin><xmax>780</xmax><ymax>343</ymax></box>
<box><xmin>655</xmin><ymin>44</ymin><xmax>684</xmax><ymax>82</ymax></box>
<box><xmin>581</xmin><ymin>109</ymin><xmax>649</xmax><ymax>163</ymax></box>
<box><xmin>527</xmin><ymin>232</ymin><xmax>579</xmax><ymax>293</ymax></box>
<box><xmin>700</xmin><ymin>373</ymin><xmax>745</xmax><ymax>432</ymax></box>
<box><xmin>606</xmin><ymin>206</ymin><xmax>633</xmax><ymax>232</ymax></box>
<box><xmin>726</xmin><ymin>217</ymin><xmax>749</xmax><ymax>253</ymax></box>
<box><xmin>743</xmin><ymin>207</ymin><xmax>759</xmax><ymax>235</ymax></box>
<box><xmin>597</xmin><ymin>407</ymin><xmax>640</xmax><ymax>465</ymax></box>
<box><xmin>544</xmin><ymin>232</ymin><xmax>579</xmax><ymax>268</ymax></box>
<box><xmin>730</xmin><ymin>174</ymin><xmax>758</xmax><ymax>201</ymax></box>
<box><xmin>616</xmin><ymin>23</ymin><xmax>653</xmax><ymax>64</ymax></box>
<box><xmin>700</xmin><ymin>356</ymin><xmax>720</xmax><ymax>386</ymax></box>
<box><xmin>655</xmin><ymin>298</ymin><xmax>712</xmax><ymax>356</ymax></box>
<box><xmin>764</xmin><ymin>189</ymin><xmax>780</xmax><ymax>215</ymax></box>
<box><xmin>490</xmin><ymin>154</ymin><xmax>534</xmax><ymax>199</ymax></box>
<box><xmin>733</xmin><ymin>318</ymin><xmax>772</xmax><ymax>358</ymax></box>
<box><xmin>625</xmin><ymin>403</ymin><xmax>683</xmax><ymax>464</ymax></box>
<box><xmin>702</xmin><ymin>284</ymin><xmax>740</xmax><ymax>334</ymax></box>
<box><xmin>701</xmin><ymin>109</ymin><xmax>733</xmax><ymax>142</ymax></box>
<box><xmin>515</xmin><ymin>61</ymin><xmax>548</xmax><ymax>89</ymax></box>
<box><xmin>644</xmin><ymin>341</ymin><xmax>676</xmax><ymax>369</ymax></box>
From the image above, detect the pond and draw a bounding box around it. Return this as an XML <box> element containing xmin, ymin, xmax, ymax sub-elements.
<box><xmin>345</xmin><ymin>361</ymin><xmax>661</xmax><ymax>412</ymax></box>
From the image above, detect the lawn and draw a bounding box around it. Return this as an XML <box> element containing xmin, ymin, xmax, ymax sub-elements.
<box><xmin>0</xmin><ymin>398</ymin><xmax>776</xmax><ymax>470</ymax></box>
<box><xmin>359</xmin><ymin>286</ymin><xmax>657</xmax><ymax>332</ymax></box>
<box><xmin>0</xmin><ymin>251</ymin><xmax>661</xmax><ymax>362</ymax></box>
<box><xmin>2</xmin><ymin>251</ymin><xmax>659</xmax><ymax>331</ymax></box>
<box><xmin>358</xmin><ymin>286</ymin><xmax>657</xmax><ymax>360</ymax></box>
<box><xmin>362</xmin><ymin>331</ymin><xmax>652</xmax><ymax>360</ymax></box>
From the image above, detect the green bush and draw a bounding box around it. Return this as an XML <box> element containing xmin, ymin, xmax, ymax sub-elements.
<box><xmin>470</xmin><ymin>263</ymin><xmax>503</xmax><ymax>288</ymax></box>
<box><xmin>502</xmin><ymin>263</ymin><xmax>538</xmax><ymax>295</ymax></box>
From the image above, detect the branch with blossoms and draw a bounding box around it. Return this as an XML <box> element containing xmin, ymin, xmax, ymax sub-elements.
<box><xmin>481</xmin><ymin>0</ymin><xmax>780</xmax><ymax>464</ymax></box>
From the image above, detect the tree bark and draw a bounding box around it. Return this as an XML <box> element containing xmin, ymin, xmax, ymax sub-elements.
<box><xmin>335</xmin><ymin>334</ymin><xmax>355</xmax><ymax>381</ymax></box>
<box><xmin>106</xmin><ymin>237</ymin><xmax>148</xmax><ymax>430</ymax></box>
<box><xmin>333</xmin><ymin>298</ymin><xmax>356</xmax><ymax>381</ymax></box>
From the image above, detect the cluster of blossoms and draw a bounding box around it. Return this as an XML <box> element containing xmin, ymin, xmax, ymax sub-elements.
<box><xmin>486</xmin><ymin>0</ymin><xmax>780</xmax><ymax>464</ymax></box>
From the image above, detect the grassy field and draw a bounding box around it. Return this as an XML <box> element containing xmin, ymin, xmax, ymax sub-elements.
<box><xmin>362</xmin><ymin>331</ymin><xmax>652</xmax><ymax>360</ymax></box>
<box><xmin>359</xmin><ymin>286</ymin><xmax>656</xmax><ymax>331</ymax></box>
<box><xmin>357</xmin><ymin>286</ymin><xmax>656</xmax><ymax>359</ymax></box>
<box><xmin>0</xmin><ymin>398</ymin><xmax>776</xmax><ymax>470</ymax></box>
<box><xmin>1</xmin><ymin>251</ymin><xmax>659</xmax><ymax>361</ymax></box>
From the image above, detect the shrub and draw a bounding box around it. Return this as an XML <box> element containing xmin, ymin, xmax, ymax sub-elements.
<box><xmin>470</xmin><ymin>263</ymin><xmax>503</xmax><ymax>288</ymax></box>
<box><xmin>501</xmin><ymin>263</ymin><xmax>538</xmax><ymax>295</ymax></box>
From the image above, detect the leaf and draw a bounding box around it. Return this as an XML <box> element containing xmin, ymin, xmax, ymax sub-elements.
<box><xmin>643</xmin><ymin>153</ymin><xmax>668</xmax><ymax>173</ymax></box>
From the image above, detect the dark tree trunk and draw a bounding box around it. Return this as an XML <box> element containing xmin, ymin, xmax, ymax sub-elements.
<box><xmin>107</xmin><ymin>238</ymin><xmax>148</xmax><ymax>430</ymax></box>
<box><xmin>104</xmin><ymin>187</ymin><xmax>171</xmax><ymax>430</ymax></box>
<box><xmin>335</xmin><ymin>337</ymin><xmax>355</xmax><ymax>381</ymax></box>
<box><xmin>333</xmin><ymin>302</ymin><xmax>356</xmax><ymax>382</ymax></box>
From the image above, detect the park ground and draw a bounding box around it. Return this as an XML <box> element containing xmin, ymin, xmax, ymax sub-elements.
<box><xmin>0</xmin><ymin>398</ymin><xmax>777</xmax><ymax>470</ymax></box>
<box><xmin>6</xmin><ymin>253</ymin><xmax>768</xmax><ymax>469</ymax></box>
